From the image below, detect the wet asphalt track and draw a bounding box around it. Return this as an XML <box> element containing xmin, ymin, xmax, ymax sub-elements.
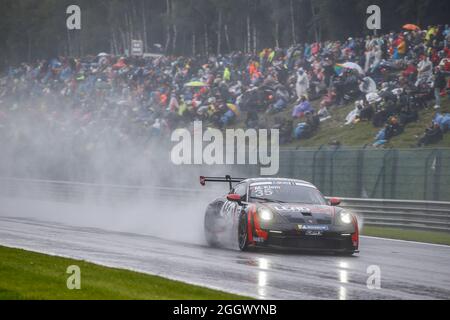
<box><xmin>1</xmin><ymin>214</ymin><xmax>450</xmax><ymax>300</ymax></box>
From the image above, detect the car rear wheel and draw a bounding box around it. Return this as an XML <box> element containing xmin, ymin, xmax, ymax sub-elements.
<box><xmin>238</xmin><ymin>213</ymin><xmax>249</xmax><ymax>251</ymax></box>
<box><xmin>204</xmin><ymin>228</ymin><xmax>220</xmax><ymax>247</ymax></box>
<box><xmin>204</xmin><ymin>206</ymin><xmax>221</xmax><ymax>247</ymax></box>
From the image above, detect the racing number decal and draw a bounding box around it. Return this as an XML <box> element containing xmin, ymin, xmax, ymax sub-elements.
<box><xmin>251</xmin><ymin>185</ymin><xmax>279</xmax><ymax>197</ymax></box>
<box><xmin>253</xmin><ymin>187</ymin><xmax>273</xmax><ymax>197</ymax></box>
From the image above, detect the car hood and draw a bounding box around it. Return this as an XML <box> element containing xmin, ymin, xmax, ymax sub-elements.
<box><xmin>261</xmin><ymin>202</ymin><xmax>336</xmax><ymax>224</ymax></box>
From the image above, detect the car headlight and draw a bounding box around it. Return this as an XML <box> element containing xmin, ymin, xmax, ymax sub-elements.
<box><xmin>339</xmin><ymin>211</ymin><xmax>352</xmax><ymax>224</ymax></box>
<box><xmin>258</xmin><ymin>207</ymin><xmax>273</xmax><ymax>221</ymax></box>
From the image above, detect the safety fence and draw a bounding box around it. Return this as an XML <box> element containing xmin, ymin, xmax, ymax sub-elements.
<box><xmin>1</xmin><ymin>177</ymin><xmax>449</xmax><ymax>233</ymax></box>
<box><xmin>2</xmin><ymin>146</ymin><xmax>449</xmax><ymax>202</ymax></box>
<box><xmin>339</xmin><ymin>197</ymin><xmax>450</xmax><ymax>233</ymax></box>
<box><xmin>277</xmin><ymin>147</ymin><xmax>450</xmax><ymax>202</ymax></box>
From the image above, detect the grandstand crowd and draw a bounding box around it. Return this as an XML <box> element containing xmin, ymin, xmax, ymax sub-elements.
<box><xmin>1</xmin><ymin>24</ymin><xmax>450</xmax><ymax>152</ymax></box>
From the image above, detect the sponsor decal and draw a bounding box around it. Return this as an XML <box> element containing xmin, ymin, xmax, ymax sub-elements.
<box><xmin>298</xmin><ymin>225</ymin><xmax>329</xmax><ymax>231</ymax></box>
<box><xmin>250</xmin><ymin>182</ymin><xmax>273</xmax><ymax>186</ymax></box>
<box><xmin>253</xmin><ymin>237</ymin><xmax>265</xmax><ymax>243</ymax></box>
<box><xmin>272</xmin><ymin>205</ymin><xmax>311</xmax><ymax>213</ymax></box>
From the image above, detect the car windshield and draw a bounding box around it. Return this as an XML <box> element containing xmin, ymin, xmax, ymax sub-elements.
<box><xmin>249</xmin><ymin>182</ymin><xmax>327</xmax><ymax>205</ymax></box>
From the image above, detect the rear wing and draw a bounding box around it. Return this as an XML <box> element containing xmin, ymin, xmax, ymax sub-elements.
<box><xmin>199</xmin><ymin>175</ymin><xmax>246</xmax><ymax>190</ymax></box>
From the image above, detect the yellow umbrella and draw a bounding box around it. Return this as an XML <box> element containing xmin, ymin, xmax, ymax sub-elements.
<box><xmin>227</xmin><ymin>103</ymin><xmax>240</xmax><ymax>116</ymax></box>
<box><xmin>184</xmin><ymin>81</ymin><xmax>207</xmax><ymax>87</ymax></box>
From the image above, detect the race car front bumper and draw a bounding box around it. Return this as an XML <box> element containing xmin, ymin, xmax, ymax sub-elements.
<box><xmin>264</xmin><ymin>231</ymin><xmax>357</xmax><ymax>252</ymax></box>
<box><xmin>251</xmin><ymin>222</ymin><xmax>359</xmax><ymax>252</ymax></box>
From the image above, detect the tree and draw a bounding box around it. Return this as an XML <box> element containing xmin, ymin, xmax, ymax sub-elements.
<box><xmin>1</xmin><ymin>0</ymin><xmax>449</xmax><ymax>71</ymax></box>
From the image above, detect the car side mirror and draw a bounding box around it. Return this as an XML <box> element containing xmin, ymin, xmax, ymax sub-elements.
<box><xmin>329</xmin><ymin>197</ymin><xmax>341</xmax><ymax>206</ymax></box>
<box><xmin>227</xmin><ymin>194</ymin><xmax>242</xmax><ymax>204</ymax></box>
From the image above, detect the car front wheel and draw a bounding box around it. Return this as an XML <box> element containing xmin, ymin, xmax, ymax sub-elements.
<box><xmin>238</xmin><ymin>213</ymin><xmax>250</xmax><ymax>251</ymax></box>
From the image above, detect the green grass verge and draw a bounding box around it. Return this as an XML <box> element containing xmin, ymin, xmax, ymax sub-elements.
<box><xmin>288</xmin><ymin>97</ymin><xmax>450</xmax><ymax>148</ymax></box>
<box><xmin>362</xmin><ymin>226</ymin><xmax>450</xmax><ymax>246</ymax></box>
<box><xmin>221</xmin><ymin>89</ymin><xmax>450</xmax><ymax>148</ymax></box>
<box><xmin>0</xmin><ymin>246</ymin><xmax>250</xmax><ymax>300</ymax></box>
<box><xmin>256</xmin><ymin>96</ymin><xmax>450</xmax><ymax>148</ymax></box>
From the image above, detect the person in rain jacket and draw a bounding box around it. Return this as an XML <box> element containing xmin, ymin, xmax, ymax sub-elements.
<box><xmin>294</xmin><ymin>111</ymin><xmax>320</xmax><ymax>139</ymax></box>
<box><xmin>359</xmin><ymin>76</ymin><xmax>377</xmax><ymax>94</ymax></box>
<box><xmin>223</xmin><ymin>66</ymin><xmax>231</xmax><ymax>82</ymax></box>
<box><xmin>296</xmin><ymin>68</ymin><xmax>309</xmax><ymax>101</ymax></box>
<box><xmin>373</xmin><ymin>127</ymin><xmax>387</xmax><ymax>147</ymax></box>
<box><xmin>370</xmin><ymin>46</ymin><xmax>382</xmax><ymax>73</ymax></box>
<box><xmin>394</xmin><ymin>35</ymin><xmax>407</xmax><ymax>59</ymax></box>
<box><xmin>271</xmin><ymin>85</ymin><xmax>290</xmax><ymax>112</ymax></box>
<box><xmin>417</xmin><ymin>122</ymin><xmax>443</xmax><ymax>146</ymax></box>
<box><xmin>292</xmin><ymin>96</ymin><xmax>313</xmax><ymax>118</ymax></box>
<box><xmin>425</xmin><ymin>26</ymin><xmax>438</xmax><ymax>44</ymax></box>
<box><xmin>433</xmin><ymin>112</ymin><xmax>450</xmax><ymax>132</ymax></box>
<box><xmin>433</xmin><ymin>66</ymin><xmax>447</xmax><ymax>109</ymax></box>
<box><xmin>268</xmin><ymin>50</ymin><xmax>275</xmax><ymax>63</ymax></box>
<box><xmin>416</xmin><ymin>54</ymin><xmax>433</xmax><ymax>86</ymax></box>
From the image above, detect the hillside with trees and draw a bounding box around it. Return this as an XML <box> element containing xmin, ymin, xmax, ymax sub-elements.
<box><xmin>1</xmin><ymin>0</ymin><xmax>449</xmax><ymax>71</ymax></box>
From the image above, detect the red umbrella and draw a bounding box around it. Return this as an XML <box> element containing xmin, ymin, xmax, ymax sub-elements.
<box><xmin>113</xmin><ymin>58</ymin><xmax>127</xmax><ymax>70</ymax></box>
<box><xmin>403</xmin><ymin>24</ymin><xmax>420</xmax><ymax>31</ymax></box>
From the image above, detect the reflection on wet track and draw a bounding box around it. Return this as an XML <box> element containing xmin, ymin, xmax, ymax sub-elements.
<box><xmin>0</xmin><ymin>216</ymin><xmax>449</xmax><ymax>299</ymax></box>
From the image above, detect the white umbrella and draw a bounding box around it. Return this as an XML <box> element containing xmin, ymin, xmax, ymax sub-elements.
<box><xmin>97</xmin><ymin>52</ymin><xmax>109</xmax><ymax>57</ymax></box>
<box><xmin>342</xmin><ymin>62</ymin><xmax>364</xmax><ymax>75</ymax></box>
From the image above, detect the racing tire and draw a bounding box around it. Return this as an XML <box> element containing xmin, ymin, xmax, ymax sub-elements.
<box><xmin>238</xmin><ymin>213</ymin><xmax>250</xmax><ymax>251</ymax></box>
<box><xmin>204</xmin><ymin>205</ymin><xmax>222</xmax><ymax>248</ymax></box>
<box><xmin>204</xmin><ymin>229</ymin><xmax>221</xmax><ymax>248</ymax></box>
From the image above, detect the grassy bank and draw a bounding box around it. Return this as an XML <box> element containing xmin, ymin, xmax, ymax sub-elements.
<box><xmin>362</xmin><ymin>226</ymin><xmax>450</xmax><ymax>246</ymax></box>
<box><xmin>0</xmin><ymin>246</ymin><xmax>249</xmax><ymax>300</ymax></box>
<box><xmin>265</xmin><ymin>97</ymin><xmax>450</xmax><ymax>148</ymax></box>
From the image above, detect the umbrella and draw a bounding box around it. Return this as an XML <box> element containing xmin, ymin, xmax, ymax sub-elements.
<box><xmin>403</xmin><ymin>24</ymin><xmax>420</xmax><ymax>31</ymax></box>
<box><xmin>184</xmin><ymin>81</ymin><xmax>207</xmax><ymax>87</ymax></box>
<box><xmin>227</xmin><ymin>103</ymin><xmax>240</xmax><ymax>116</ymax></box>
<box><xmin>334</xmin><ymin>64</ymin><xmax>344</xmax><ymax>75</ymax></box>
<box><xmin>341</xmin><ymin>62</ymin><xmax>364</xmax><ymax>75</ymax></box>
<box><xmin>97</xmin><ymin>52</ymin><xmax>109</xmax><ymax>57</ymax></box>
<box><xmin>113</xmin><ymin>59</ymin><xmax>127</xmax><ymax>70</ymax></box>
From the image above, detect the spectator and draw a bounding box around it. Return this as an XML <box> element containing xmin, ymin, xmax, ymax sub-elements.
<box><xmin>295</xmin><ymin>68</ymin><xmax>309</xmax><ymax>101</ymax></box>
<box><xmin>433</xmin><ymin>112</ymin><xmax>450</xmax><ymax>133</ymax></box>
<box><xmin>294</xmin><ymin>111</ymin><xmax>320</xmax><ymax>140</ymax></box>
<box><xmin>416</xmin><ymin>54</ymin><xmax>433</xmax><ymax>87</ymax></box>
<box><xmin>292</xmin><ymin>96</ymin><xmax>313</xmax><ymax>118</ymax></box>
<box><xmin>1</xmin><ymin>23</ymin><xmax>449</xmax><ymax>159</ymax></box>
<box><xmin>417</xmin><ymin>122</ymin><xmax>443</xmax><ymax>146</ymax></box>
<box><xmin>433</xmin><ymin>66</ymin><xmax>447</xmax><ymax>109</ymax></box>
<box><xmin>359</xmin><ymin>76</ymin><xmax>377</xmax><ymax>94</ymax></box>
